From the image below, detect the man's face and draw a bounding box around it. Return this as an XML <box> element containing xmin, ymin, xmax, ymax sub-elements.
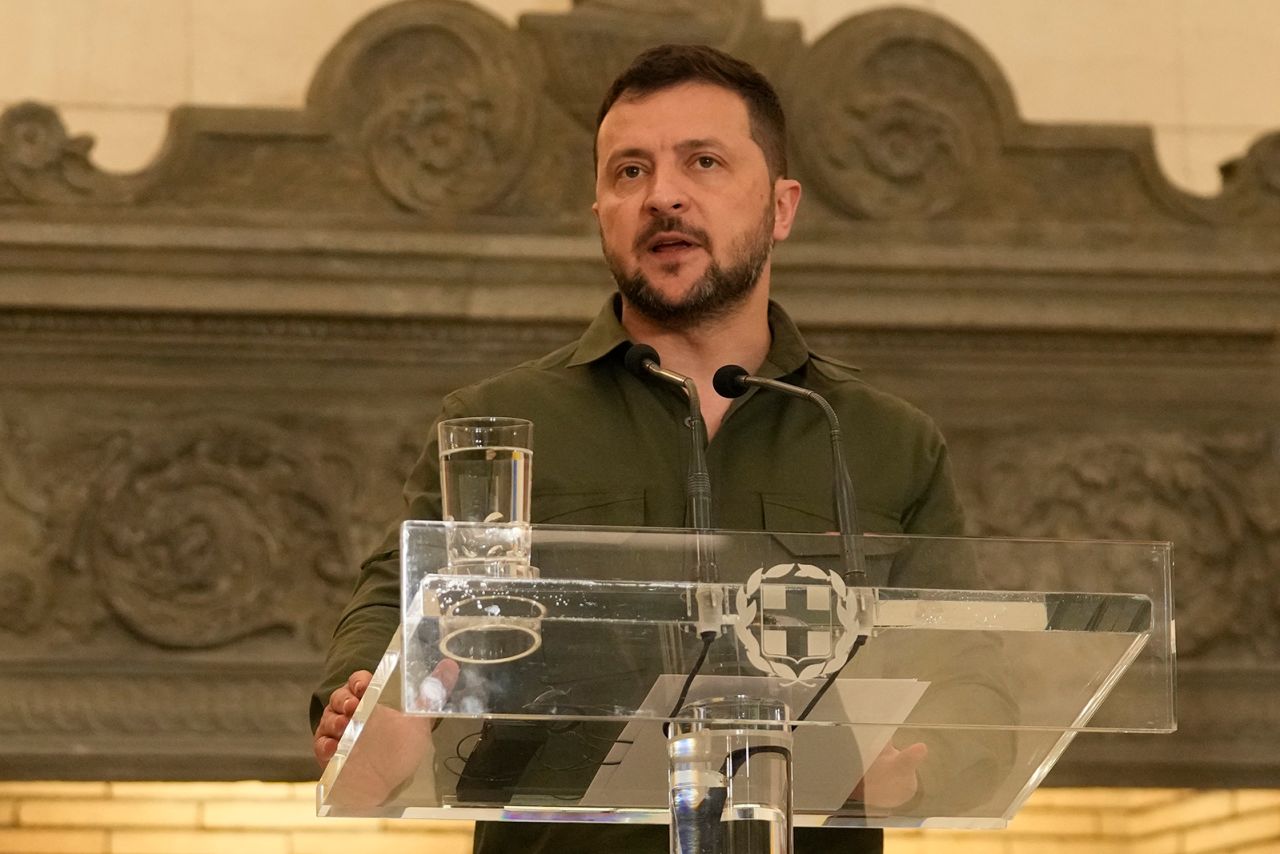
<box><xmin>593</xmin><ymin>82</ymin><xmax>800</xmax><ymax>329</ymax></box>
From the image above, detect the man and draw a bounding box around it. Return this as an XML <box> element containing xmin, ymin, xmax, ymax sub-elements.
<box><xmin>313</xmin><ymin>44</ymin><xmax>967</xmax><ymax>853</ymax></box>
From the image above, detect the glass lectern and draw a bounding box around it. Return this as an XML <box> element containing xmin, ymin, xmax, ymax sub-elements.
<box><xmin>318</xmin><ymin>522</ymin><xmax>1174</xmax><ymax>848</ymax></box>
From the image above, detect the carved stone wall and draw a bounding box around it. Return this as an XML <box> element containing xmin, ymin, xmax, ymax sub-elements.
<box><xmin>0</xmin><ymin>1</ymin><xmax>1277</xmax><ymax>786</ymax></box>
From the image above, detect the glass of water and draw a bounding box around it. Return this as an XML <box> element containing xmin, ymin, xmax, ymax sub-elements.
<box><xmin>669</xmin><ymin>696</ymin><xmax>794</xmax><ymax>854</ymax></box>
<box><xmin>438</xmin><ymin>416</ymin><xmax>532</xmax><ymax>528</ymax></box>
<box><xmin>436</xmin><ymin>416</ymin><xmax>538</xmax><ymax>663</ymax></box>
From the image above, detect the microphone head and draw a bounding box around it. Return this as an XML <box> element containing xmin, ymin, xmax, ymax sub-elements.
<box><xmin>712</xmin><ymin>364</ymin><xmax>751</xmax><ymax>399</ymax></box>
<box><xmin>623</xmin><ymin>343</ymin><xmax>660</xmax><ymax>376</ymax></box>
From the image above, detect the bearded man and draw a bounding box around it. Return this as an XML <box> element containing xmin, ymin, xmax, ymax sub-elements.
<box><xmin>312</xmin><ymin>43</ymin><xmax>967</xmax><ymax>854</ymax></box>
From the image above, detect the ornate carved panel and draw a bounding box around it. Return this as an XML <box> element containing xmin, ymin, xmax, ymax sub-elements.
<box><xmin>960</xmin><ymin>430</ymin><xmax>1280</xmax><ymax>658</ymax></box>
<box><xmin>0</xmin><ymin>1</ymin><xmax>1277</xmax><ymax>787</ymax></box>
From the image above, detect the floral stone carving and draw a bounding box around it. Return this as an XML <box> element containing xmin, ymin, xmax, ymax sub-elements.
<box><xmin>71</xmin><ymin>417</ymin><xmax>355</xmax><ymax>649</ymax></box>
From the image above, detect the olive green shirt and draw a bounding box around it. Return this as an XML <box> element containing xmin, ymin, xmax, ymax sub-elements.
<box><xmin>313</xmin><ymin>296</ymin><xmax>966</xmax><ymax>853</ymax></box>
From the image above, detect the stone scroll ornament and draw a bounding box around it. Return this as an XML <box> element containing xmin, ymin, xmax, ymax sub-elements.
<box><xmin>70</xmin><ymin>417</ymin><xmax>355</xmax><ymax>649</ymax></box>
<box><xmin>1216</xmin><ymin>131</ymin><xmax>1280</xmax><ymax>222</ymax></box>
<box><xmin>0</xmin><ymin>102</ymin><xmax>144</xmax><ymax>205</ymax></box>
<box><xmin>307</xmin><ymin>0</ymin><xmax>540</xmax><ymax>216</ymax></box>
<box><xmin>785</xmin><ymin>9</ymin><xmax>1007</xmax><ymax>220</ymax></box>
<box><xmin>962</xmin><ymin>431</ymin><xmax>1280</xmax><ymax>659</ymax></box>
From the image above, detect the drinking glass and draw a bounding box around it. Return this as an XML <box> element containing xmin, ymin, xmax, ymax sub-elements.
<box><xmin>438</xmin><ymin>416</ymin><xmax>532</xmax><ymax>527</ymax></box>
<box><xmin>669</xmin><ymin>696</ymin><xmax>794</xmax><ymax>854</ymax></box>
<box><xmin>436</xmin><ymin>416</ymin><xmax>538</xmax><ymax>663</ymax></box>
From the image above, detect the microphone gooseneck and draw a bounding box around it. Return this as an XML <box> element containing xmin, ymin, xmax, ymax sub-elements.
<box><xmin>623</xmin><ymin>344</ymin><xmax>713</xmax><ymax>535</ymax></box>
<box><xmin>623</xmin><ymin>342</ymin><xmax>723</xmax><ymax>709</ymax></box>
<box><xmin>714</xmin><ymin>363</ymin><xmax>874</xmax><ymax>730</ymax></box>
<box><xmin>713</xmin><ymin>363</ymin><xmax>867</xmax><ymax>585</ymax></box>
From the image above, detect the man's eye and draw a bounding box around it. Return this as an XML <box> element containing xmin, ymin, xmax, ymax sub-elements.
<box><xmin>620</xmin><ymin>165</ymin><xmax>643</xmax><ymax>179</ymax></box>
<box><xmin>696</xmin><ymin>156</ymin><xmax>717</xmax><ymax>169</ymax></box>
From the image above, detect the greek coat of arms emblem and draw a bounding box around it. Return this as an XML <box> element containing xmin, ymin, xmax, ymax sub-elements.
<box><xmin>734</xmin><ymin>562</ymin><xmax>864</xmax><ymax>686</ymax></box>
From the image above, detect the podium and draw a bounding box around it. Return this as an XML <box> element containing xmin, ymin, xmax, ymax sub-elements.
<box><xmin>318</xmin><ymin>522</ymin><xmax>1174</xmax><ymax>840</ymax></box>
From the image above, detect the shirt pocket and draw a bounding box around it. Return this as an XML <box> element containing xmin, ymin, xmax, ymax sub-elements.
<box><xmin>761</xmin><ymin>492</ymin><xmax>836</xmax><ymax>533</ymax></box>
<box><xmin>760</xmin><ymin>492</ymin><xmax>839</xmax><ymax>559</ymax></box>
<box><xmin>532</xmin><ymin>490</ymin><xmax>646</xmax><ymax>526</ymax></box>
<box><xmin>761</xmin><ymin>493</ymin><xmax>905</xmax><ymax>580</ymax></box>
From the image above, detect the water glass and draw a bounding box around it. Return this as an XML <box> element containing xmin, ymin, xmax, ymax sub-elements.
<box><xmin>436</xmin><ymin>416</ymin><xmax>538</xmax><ymax>663</ymax></box>
<box><xmin>438</xmin><ymin>416</ymin><xmax>532</xmax><ymax>524</ymax></box>
<box><xmin>669</xmin><ymin>696</ymin><xmax>794</xmax><ymax>854</ymax></box>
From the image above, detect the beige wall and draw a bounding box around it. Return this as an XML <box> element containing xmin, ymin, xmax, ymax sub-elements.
<box><xmin>1</xmin><ymin>0</ymin><xmax>1279</xmax><ymax>194</ymax></box>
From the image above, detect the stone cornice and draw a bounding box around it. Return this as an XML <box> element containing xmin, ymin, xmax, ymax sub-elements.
<box><xmin>2</xmin><ymin>223</ymin><xmax>1278</xmax><ymax>333</ymax></box>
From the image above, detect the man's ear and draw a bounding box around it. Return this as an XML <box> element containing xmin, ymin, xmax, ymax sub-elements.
<box><xmin>771</xmin><ymin>178</ymin><xmax>802</xmax><ymax>242</ymax></box>
<box><xmin>591</xmin><ymin>200</ymin><xmax>600</xmax><ymax>222</ymax></box>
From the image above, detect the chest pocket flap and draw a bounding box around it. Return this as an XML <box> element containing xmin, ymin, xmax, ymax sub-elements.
<box><xmin>761</xmin><ymin>493</ymin><xmax>903</xmax><ymax>579</ymax></box>
<box><xmin>533</xmin><ymin>490</ymin><xmax>646</xmax><ymax>526</ymax></box>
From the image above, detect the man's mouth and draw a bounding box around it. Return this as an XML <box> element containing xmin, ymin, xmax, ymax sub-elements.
<box><xmin>646</xmin><ymin>233</ymin><xmax>701</xmax><ymax>254</ymax></box>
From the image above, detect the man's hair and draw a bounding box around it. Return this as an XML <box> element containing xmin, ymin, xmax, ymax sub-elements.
<box><xmin>595</xmin><ymin>44</ymin><xmax>788</xmax><ymax>180</ymax></box>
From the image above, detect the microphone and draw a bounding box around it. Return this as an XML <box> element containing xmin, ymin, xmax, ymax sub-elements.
<box><xmin>624</xmin><ymin>343</ymin><xmax>721</xmax><ymax>637</ymax></box>
<box><xmin>713</xmin><ymin>364</ymin><xmax>868</xmax><ymax>585</ymax></box>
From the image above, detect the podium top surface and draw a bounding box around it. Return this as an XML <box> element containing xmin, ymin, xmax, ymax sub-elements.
<box><xmin>317</xmin><ymin>523</ymin><xmax>1174</xmax><ymax>827</ymax></box>
<box><xmin>399</xmin><ymin>523</ymin><xmax>1174</xmax><ymax>733</ymax></box>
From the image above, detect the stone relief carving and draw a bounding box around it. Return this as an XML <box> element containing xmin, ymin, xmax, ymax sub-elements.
<box><xmin>0</xmin><ymin>404</ymin><xmax>417</xmax><ymax>654</ymax></box>
<box><xmin>363</xmin><ymin>80</ymin><xmax>508</xmax><ymax>212</ymax></box>
<box><xmin>309</xmin><ymin>0</ymin><xmax>542</xmax><ymax>216</ymax></box>
<box><xmin>0</xmin><ymin>413</ymin><xmax>48</xmax><ymax>634</ymax></box>
<box><xmin>801</xmin><ymin>88</ymin><xmax>979</xmax><ymax>219</ymax></box>
<box><xmin>69</xmin><ymin>416</ymin><xmax>350</xmax><ymax>648</ymax></box>
<box><xmin>960</xmin><ymin>430</ymin><xmax>1280</xmax><ymax>659</ymax></box>
<box><xmin>786</xmin><ymin>11</ymin><xmax>1003</xmax><ymax>220</ymax></box>
<box><xmin>0</xmin><ymin>102</ymin><xmax>146</xmax><ymax>205</ymax></box>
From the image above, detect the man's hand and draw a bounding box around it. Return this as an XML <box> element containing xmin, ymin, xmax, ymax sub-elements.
<box><xmin>313</xmin><ymin>661</ymin><xmax>462</xmax><ymax>808</ymax></box>
<box><xmin>314</xmin><ymin>670</ymin><xmax>372</xmax><ymax>769</ymax></box>
<box><xmin>852</xmin><ymin>741</ymin><xmax>928</xmax><ymax>810</ymax></box>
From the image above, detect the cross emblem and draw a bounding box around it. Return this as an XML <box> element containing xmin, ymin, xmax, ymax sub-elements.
<box><xmin>757</xmin><ymin>580</ymin><xmax>837</xmax><ymax>668</ymax></box>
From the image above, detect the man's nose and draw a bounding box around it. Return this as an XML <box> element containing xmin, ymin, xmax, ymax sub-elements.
<box><xmin>644</xmin><ymin>167</ymin><xmax>687</xmax><ymax>215</ymax></box>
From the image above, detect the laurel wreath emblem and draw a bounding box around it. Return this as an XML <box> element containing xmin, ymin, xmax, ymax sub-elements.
<box><xmin>733</xmin><ymin>562</ymin><xmax>860</xmax><ymax>686</ymax></box>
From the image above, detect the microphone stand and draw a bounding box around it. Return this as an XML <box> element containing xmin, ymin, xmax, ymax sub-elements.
<box><xmin>624</xmin><ymin>345</ymin><xmax>721</xmax><ymax>637</ymax></box>
<box><xmin>712</xmin><ymin>364</ymin><xmax>876</xmax><ymax>725</ymax></box>
<box><xmin>712</xmin><ymin>365</ymin><xmax>867</xmax><ymax>585</ymax></box>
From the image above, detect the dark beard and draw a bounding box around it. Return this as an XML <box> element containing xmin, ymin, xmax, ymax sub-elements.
<box><xmin>605</xmin><ymin>213</ymin><xmax>773</xmax><ymax>332</ymax></box>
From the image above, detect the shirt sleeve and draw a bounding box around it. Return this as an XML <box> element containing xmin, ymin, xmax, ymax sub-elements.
<box><xmin>308</xmin><ymin>391</ymin><xmax>467</xmax><ymax>732</ymax></box>
<box><xmin>901</xmin><ymin>422</ymin><xmax>967</xmax><ymax>538</ymax></box>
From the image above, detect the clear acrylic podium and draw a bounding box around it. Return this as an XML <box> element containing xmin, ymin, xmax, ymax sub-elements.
<box><xmin>318</xmin><ymin>522</ymin><xmax>1174</xmax><ymax>837</ymax></box>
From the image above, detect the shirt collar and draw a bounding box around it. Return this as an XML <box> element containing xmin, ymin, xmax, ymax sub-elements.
<box><xmin>566</xmin><ymin>294</ymin><xmax>815</xmax><ymax>377</ymax></box>
<box><xmin>758</xmin><ymin>299</ymin><xmax>811</xmax><ymax>380</ymax></box>
<box><xmin>566</xmin><ymin>295</ymin><xmax>633</xmax><ymax>367</ymax></box>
